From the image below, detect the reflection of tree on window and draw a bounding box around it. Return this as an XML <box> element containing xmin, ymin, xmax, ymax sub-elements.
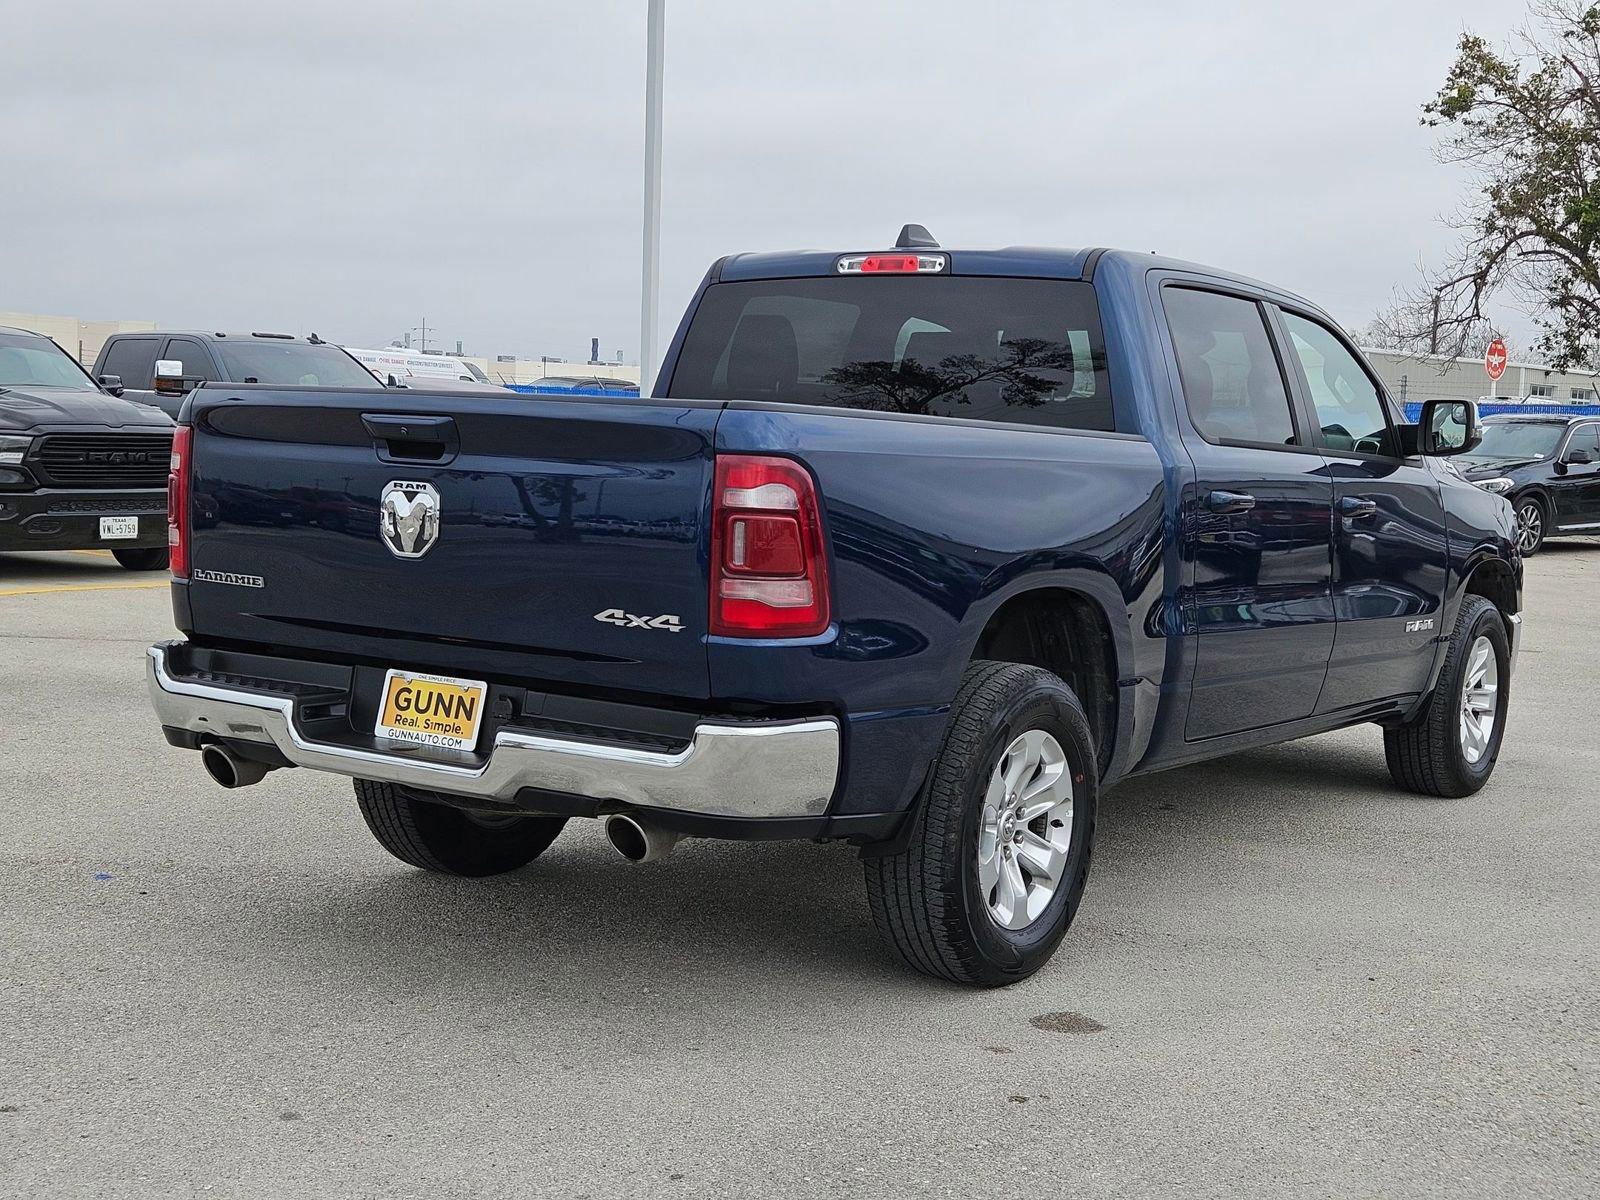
<box><xmin>820</xmin><ymin>338</ymin><xmax>1082</xmax><ymax>416</ymax></box>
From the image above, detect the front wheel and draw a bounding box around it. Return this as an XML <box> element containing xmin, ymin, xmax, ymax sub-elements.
<box><xmin>1383</xmin><ymin>595</ymin><xmax>1510</xmax><ymax>798</ymax></box>
<box><xmin>112</xmin><ymin>547</ymin><xmax>168</xmax><ymax>571</ymax></box>
<box><xmin>864</xmin><ymin>661</ymin><xmax>1097</xmax><ymax>987</ymax></box>
<box><xmin>1514</xmin><ymin>496</ymin><xmax>1546</xmax><ymax>556</ymax></box>
<box><xmin>354</xmin><ymin>780</ymin><xmax>567</xmax><ymax>876</ymax></box>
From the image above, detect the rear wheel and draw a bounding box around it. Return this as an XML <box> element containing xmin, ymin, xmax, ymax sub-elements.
<box><xmin>112</xmin><ymin>547</ymin><xmax>168</xmax><ymax>571</ymax></box>
<box><xmin>864</xmin><ymin>661</ymin><xmax>1097</xmax><ymax>987</ymax></box>
<box><xmin>1383</xmin><ymin>595</ymin><xmax>1510</xmax><ymax>798</ymax></box>
<box><xmin>1514</xmin><ymin>496</ymin><xmax>1546</xmax><ymax>556</ymax></box>
<box><xmin>354</xmin><ymin>780</ymin><xmax>567</xmax><ymax>876</ymax></box>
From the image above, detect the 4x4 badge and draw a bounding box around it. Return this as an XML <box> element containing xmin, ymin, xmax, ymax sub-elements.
<box><xmin>380</xmin><ymin>481</ymin><xmax>440</xmax><ymax>559</ymax></box>
<box><xmin>594</xmin><ymin>608</ymin><xmax>685</xmax><ymax>634</ymax></box>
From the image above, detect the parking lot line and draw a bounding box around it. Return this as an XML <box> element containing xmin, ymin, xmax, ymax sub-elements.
<box><xmin>0</xmin><ymin>581</ymin><xmax>169</xmax><ymax>599</ymax></box>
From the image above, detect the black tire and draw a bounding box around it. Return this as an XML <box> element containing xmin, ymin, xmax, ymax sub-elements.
<box><xmin>1383</xmin><ymin>595</ymin><xmax>1510</xmax><ymax>798</ymax></box>
<box><xmin>112</xmin><ymin>547</ymin><xmax>168</xmax><ymax>571</ymax></box>
<box><xmin>354</xmin><ymin>779</ymin><xmax>567</xmax><ymax>876</ymax></box>
<box><xmin>1514</xmin><ymin>495</ymin><xmax>1546</xmax><ymax>556</ymax></box>
<box><xmin>864</xmin><ymin>660</ymin><xmax>1097</xmax><ymax>987</ymax></box>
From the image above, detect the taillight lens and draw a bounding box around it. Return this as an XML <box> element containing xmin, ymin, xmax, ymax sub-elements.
<box><xmin>167</xmin><ymin>425</ymin><xmax>191</xmax><ymax>580</ymax></box>
<box><xmin>711</xmin><ymin>455</ymin><xmax>830</xmax><ymax>637</ymax></box>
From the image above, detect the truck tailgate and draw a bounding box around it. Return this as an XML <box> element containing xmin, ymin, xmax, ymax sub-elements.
<box><xmin>185</xmin><ymin>389</ymin><xmax>717</xmax><ymax>701</ymax></box>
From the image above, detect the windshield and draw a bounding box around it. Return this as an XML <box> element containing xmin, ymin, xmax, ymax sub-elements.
<box><xmin>668</xmin><ymin>277</ymin><xmax>1115</xmax><ymax>432</ymax></box>
<box><xmin>215</xmin><ymin>341</ymin><xmax>376</xmax><ymax>388</ymax></box>
<box><xmin>0</xmin><ymin>333</ymin><xmax>97</xmax><ymax>392</ymax></box>
<box><xmin>1468</xmin><ymin>421</ymin><xmax>1565</xmax><ymax>460</ymax></box>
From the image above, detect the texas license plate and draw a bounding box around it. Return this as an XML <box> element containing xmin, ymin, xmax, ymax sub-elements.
<box><xmin>375</xmin><ymin>669</ymin><xmax>488</xmax><ymax>752</ymax></box>
<box><xmin>98</xmin><ymin>516</ymin><xmax>138</xmax><ymax>540</ymax></box>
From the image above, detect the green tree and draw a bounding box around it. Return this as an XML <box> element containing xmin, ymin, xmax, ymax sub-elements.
<box><xmin>1394</xmin><ymin>2</ymin><xmax>1600</xmax><ymax>368</ymax></box>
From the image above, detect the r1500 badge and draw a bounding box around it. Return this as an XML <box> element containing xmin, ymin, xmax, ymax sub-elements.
<box><xmin>594</xmin><ymin>608</ymin><xmax>684</xmax><ymax>633</ymax></box>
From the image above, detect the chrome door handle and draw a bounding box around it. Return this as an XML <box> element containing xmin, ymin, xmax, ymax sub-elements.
<box><xmin>1339</xmin><ymin>496</ymin><xmax>1378</xmax><ymax>520</ymax></box>
<box><xmin>1205</xmin><ymin>490</ymin><xmax>1257</xmax><ymax>514</ymax></box>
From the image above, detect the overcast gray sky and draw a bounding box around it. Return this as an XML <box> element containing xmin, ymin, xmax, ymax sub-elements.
<box><xmin>1</xmin><ymin>0</ymin><xmax>1528</xmax><ymax>365</ymax></box>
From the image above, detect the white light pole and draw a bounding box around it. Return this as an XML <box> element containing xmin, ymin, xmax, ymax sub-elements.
<box><xmin>640</xmin><ymin>0</ymin><xmax>665</xmax><ymax>395</ymax></box>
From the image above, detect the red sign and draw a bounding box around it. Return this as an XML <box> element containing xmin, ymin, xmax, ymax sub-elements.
<box><xmin>1485</xmin><ymin>338</ymin><xmax>1508</xmax><ymax>382</ymax></box>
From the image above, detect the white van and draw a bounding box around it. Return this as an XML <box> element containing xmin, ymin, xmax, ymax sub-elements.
<box><xmin>343</xmin><ymin>346</ymin><xmax>498</xmax><ymax>388</ymax></box>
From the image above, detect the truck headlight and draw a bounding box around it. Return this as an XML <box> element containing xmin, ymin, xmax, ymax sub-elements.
<box><xmin>0</xmin><ymin>435</ymin><xmax>32</xmax><ymax>466</ymax></box>
<box><xmin>1475</xmin><ymin>476</ymin><xmax>1515</xmax><ymax>495</ymax></box>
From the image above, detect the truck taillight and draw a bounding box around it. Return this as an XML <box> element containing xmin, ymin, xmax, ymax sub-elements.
<box><xmin>710</xmin><ymin>455</ymin><xmax>831</xmax><ymax>638</ymax></box>
<box><xmin>167</xmin><ymin>425</ymin><xmax>191</xmax><ymax>580</ymax></box>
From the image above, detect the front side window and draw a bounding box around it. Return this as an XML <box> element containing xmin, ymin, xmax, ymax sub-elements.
<box><xmin>163</xmin><ymin>339</ymin><xmax>218</xmax><ymax>382</ymax></box>
<box><xmin>1280</xmin><ymin>312</ymin><xmax>1396</xmax><ymax>456</ymax></box>
<box><xmin>0</xmin><ymin>333</ymin><xmax>97</xmax><ymax>391</ymax></box>
<box><xmin>1163</xmin><ymin>288</ymin><xmax>1297</xmax><ymax>447</ymax></box>
<box><xmin>99</xmin><ymin>337</ymin><xmax>161</xmax><ymax>390</ymax></box>
<box><xmin>669</xmin><ymin>277</ymin><xmax>1115</xmax><ymax>432</ymax></box>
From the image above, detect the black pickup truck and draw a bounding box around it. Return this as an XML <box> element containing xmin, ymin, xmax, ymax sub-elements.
<box><xmin>0</xmin><ymin>326</ymin><xmax>173</xmax><ymax>569</ymax></box>
<box><xmin>146</xmin><ymin>232</ymin><xmax>1524</xmax><ymax>985</ymax></box>
<box><xmin>92</xmin><ymin>330</ymin><xmax>377</xmax><ymax>419</ymax></box>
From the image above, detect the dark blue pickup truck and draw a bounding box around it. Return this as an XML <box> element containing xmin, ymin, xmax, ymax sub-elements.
<box><xmin>147</xmin><ymin>228</ymin><xmax>1522</xmax><ymax>985</ymax></box>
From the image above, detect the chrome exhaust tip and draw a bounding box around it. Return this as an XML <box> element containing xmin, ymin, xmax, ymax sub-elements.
<box><xmin>200</xmin><ymin>743</ymin><xmax>272</xmax><ymax>789</ymax></box>
<box><xmin>603</xmin><ymin>813</ymin><xmax>683</xmax><ymax>863</ymax></box>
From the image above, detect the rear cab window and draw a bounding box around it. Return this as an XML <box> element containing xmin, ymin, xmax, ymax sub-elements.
<box><xmin>214</xmin><ymin>341</ymin><xmax>377</xmax><ymax>388</ymax></box>
<box><xmin>667</xmin><ymin>276</ymin><xmax>1117</xmax><ymax>433</ymax></box>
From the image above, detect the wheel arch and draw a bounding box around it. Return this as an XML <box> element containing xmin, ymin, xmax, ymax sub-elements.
<box><xmin>1463</xmin><ymin>555</ymin><xmax>1521</xmax><ymax>629</ymax></box>
<box><xmin>966</xmin><ymin>581</ymin><xmax>1126</xmax><ymax>779</ymax></box>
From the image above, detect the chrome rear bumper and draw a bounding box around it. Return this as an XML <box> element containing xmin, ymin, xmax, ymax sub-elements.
<box><xmin>146</xmin><ymin>644</ymin><xmax>839</xmax><ymax>819</ymax></box>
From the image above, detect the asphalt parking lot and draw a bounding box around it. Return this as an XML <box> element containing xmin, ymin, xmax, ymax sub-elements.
<box><xmin>2</xmin><ymin>547</ymin><xmax>1596</xmax><ymax>1199</ymax></box>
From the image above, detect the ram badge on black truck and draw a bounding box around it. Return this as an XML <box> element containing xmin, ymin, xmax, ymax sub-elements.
<box><xmin>1</xmin><ymin>326</ymin><xmax>174</xmax><ymax>570</ymax></box>
<box><xmin>146</xmin><ymin>229</ymin><xmax>1523</xmax><ymax>985</ymax></box>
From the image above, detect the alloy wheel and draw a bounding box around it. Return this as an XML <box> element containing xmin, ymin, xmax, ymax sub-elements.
<box><xmin>976</xmin><ymin>729</ymin><xmax>1074</xmax><ymax>930</ymax></box>
<box><xmin>1516</xmin><ymin>502</ymin><xmax>1543</xmax><ymax>553</ymax></box>
<box><xmin>1458</xmin><ymin>634</ymin><xmax>1500</xmax><ymax>766</ymax></box>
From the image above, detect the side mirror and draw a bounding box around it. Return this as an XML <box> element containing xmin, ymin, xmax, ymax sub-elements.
<box><xmin>1566</xmin><ymin>447</ymin><xmax>1594</xmax><ymax>466</ymax></box>
<box><xmin>97</xmin><ymin>373</ymin><xmax>125</xmax><ymax>397</ymax></box>
<box><xmin>1417</xmin><ymin>398</ymin><xmax>1483</xmax><ymax>457</ymax></box>
<box><xmin>153</xmin><ymin>359</ymin><xmax>192</xmax><ymax>397</ymax></box>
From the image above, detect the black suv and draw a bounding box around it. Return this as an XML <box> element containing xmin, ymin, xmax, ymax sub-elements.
<box><xmin>1458</xmin><ymin>414</ymin><xmax>1600</xmax><ymax>554</ymax></box>
<box><xmin>92</xmin><ymin>331</ymin><xmax>376</xmax><ymax>419</ymax></box>
<box><xmin>0</xmin><ymin>326</ymin><xmax>174</xmax><ymax>570</ymax></box>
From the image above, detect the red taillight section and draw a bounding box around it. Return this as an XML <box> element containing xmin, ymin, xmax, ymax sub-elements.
<box><xmin>711</xmin><ymin>455</ymin><xmax>831</xmax><ymax>637</ymax></box>
<box><xmin>860</xmin><ymin>254</ymin><xmax>920</xmax><ymax>273</ymax></box>
<box><xmin>167</xmin><ymin>425</ymin><xmax>192</xmax><ymax>580</ymax></box>
<box><xmin>835</xmin><ymin>252</ymin><xmax>947</xmax><ymax>275</ymax></box>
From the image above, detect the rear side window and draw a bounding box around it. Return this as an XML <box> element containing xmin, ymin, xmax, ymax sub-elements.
<box><xmin>99</xmin><ymin>337</ymin><xmax>161</xmax><ymax>389</ymax></box>
<box><xmin>1280</xmin><ymin>312</ymin><xmax>1397</xmax><ymax>457</ymax></box>
<box><xmin>668</xmin><ymin>277</ymin><xmax>1115</xmax><ymax>432</ymax></box>
<box><xmin>1163</xmin><ymin>288</ymin><xmax>1297</xmax><ymax>448</ymax></box>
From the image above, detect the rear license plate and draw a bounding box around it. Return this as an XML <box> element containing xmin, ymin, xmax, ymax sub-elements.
<box><xmin>99</xmin><ymin>516</ymin><xmax>138</xmax><ymax>540</ymax></box>
<box><xmin>375</xmin><ymin>669</ymin><xmax>488</xmax><ymax>752</ymax></box>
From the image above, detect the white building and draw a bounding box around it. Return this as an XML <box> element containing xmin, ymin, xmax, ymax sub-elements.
<box><xmin>1359</xmin><ymin>347</ymin><xmax>1599</xmax><ymax>406</ymax></box>
<box><xmin>0</xmin><ymin>310</ymin><xmax>156</xmax><ymax>368</ymax></box>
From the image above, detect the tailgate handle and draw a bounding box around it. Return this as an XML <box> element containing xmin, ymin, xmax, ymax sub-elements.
<box><xmin>362</xmin><ymin>413</ymin><xmax>459</xmax><ymax>464</ymax></box>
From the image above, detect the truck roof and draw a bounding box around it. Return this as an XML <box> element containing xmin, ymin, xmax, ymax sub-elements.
<box><xmin>716</xmin><ymin>242</ymin><xmax>1304</xmax><ymax>305</ymax></box>
<box><xmin>125</xmin><ymin>330</ymin><xmax>322</xmax><ymax>343</ymax></box>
